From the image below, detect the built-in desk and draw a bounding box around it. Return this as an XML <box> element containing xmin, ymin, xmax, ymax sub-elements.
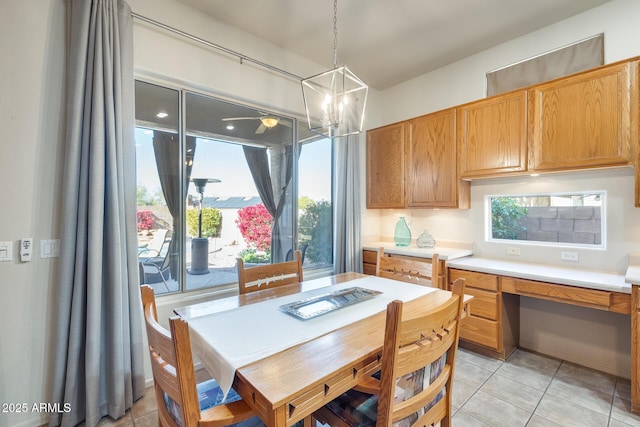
<box><xmin>446</xmin><ymin>257</ymin><xmax>639</xmax><ymax>414</ymax></box>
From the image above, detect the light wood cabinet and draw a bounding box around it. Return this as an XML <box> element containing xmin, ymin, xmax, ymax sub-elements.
<box><xmin>529</xmin><ymin>61</ymin><xmax>636</xmax><ymax>171</ymax></box>
<box><xmin>457</xmin><ymin>90</ymin><xmax>528</xmax><ymax>178</ymax></box>
<box><xmin>406</xmin><ymin>109</ymin><xmax>469</xmax><ymax>208</ymax></box>
<box><xmin>366</xmin><ymin>123</ymin><xmax>405</xmax><ymax>208</ymax></box>
<box><xmin>449</xmin><ymin>269</ymin><xmax>519</xmax><ymax>360</ymax></box>
<box><xmin>366</xmin><ymin>110</ymin><xmax>469</xmax><ymax>209</ymax></box>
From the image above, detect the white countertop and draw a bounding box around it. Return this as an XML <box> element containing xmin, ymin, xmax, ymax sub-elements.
<box><xmin>447</xmin><ymin>257</ymin><xmax>633</xmax><ymax>294</ymax></box>
<box><xmin>363</xmin><ymin>241</ymin><xmax>473</xmax><ymax>261</ymax></box>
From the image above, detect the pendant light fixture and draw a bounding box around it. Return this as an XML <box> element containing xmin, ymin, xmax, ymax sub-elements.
<box><xmin>301</xmin><ymin>0</ymin><xmax>368</xmax><ymax>138</ymax></box>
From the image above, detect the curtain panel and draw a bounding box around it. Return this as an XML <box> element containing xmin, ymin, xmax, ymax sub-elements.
<box><xmin>50</xmin><ymin>1</ymin><xmax>145</xmax><ymax>426</ymax></box>
<box><xmin>243</xmin><ymin>145</ymin><xmax>294</xmax><ymax>262</ymax></box>
<box><xmin>333</xmin><ymin>134</ymin><xmax>362</xmax><ymax>273</ymax></box>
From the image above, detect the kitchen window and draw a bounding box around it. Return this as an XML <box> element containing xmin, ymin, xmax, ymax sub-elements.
<box><xmin>486</xmin><ymin>191</ymin><xmax>606</xmax><ymax>248</ymax></box>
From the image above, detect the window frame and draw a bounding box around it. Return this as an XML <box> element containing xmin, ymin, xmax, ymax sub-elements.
<box><xmin>484</xmin><ymin>190</ymin><xmax>607</xmax><ymax>250</ymax></box>
<box><xmin>134</xmin><ymin>77</ymin><xmax>334</xmax><ymax>295</ymax></box>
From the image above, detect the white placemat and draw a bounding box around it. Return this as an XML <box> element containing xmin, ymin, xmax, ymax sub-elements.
<box><xmin>184</xmin><ymin>276</ymin><xmax>437</xmax><ymax>398</ymax></box>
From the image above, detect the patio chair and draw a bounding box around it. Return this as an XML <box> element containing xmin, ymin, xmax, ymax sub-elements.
<box><xmin>285</xmin><ymin>243</ymin><xmax>308</xmax><ymax>265</ymax></box>
<box><xmin>312</xmin><ymin>278</ymin><xmax>466</xmax><ymax>427</ymax></box>
<box><xmin>138</xmin><ymin>229</ymin><xmax>170</xmax><ymax>260</ymax></box>
<box><xmin>237</xmin><ymin>250</ymin><xmax>303</xmax><ymax>294</ymax></box>
<box><xmin>140</xmin><ymin>239</ymin><xmax>173</xmax><ymax>292</ymax></box>
<box><xmin>140</xmin><ymin>285</ymin><xmax>263</xmax><ymax>427</ymax></box>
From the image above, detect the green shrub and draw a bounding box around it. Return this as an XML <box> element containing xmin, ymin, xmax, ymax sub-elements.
<box><xmin>238</xmin><ymin>248</ymin><xmax>270</xmax><ymax>264</ymax></box>
<box><xmin>186</xmin><ymin>207</ymin><xmax>222</xmax><ymax>238</ymax></box>
<box><xmin>298</xmin><ymin>199</ymin><xmax>332</xmax><ymax>264</ymax></box>
<box><xmin>491</xmin><ymin>197</ymin><xmax>528</xmax><ymax>240</ymax></box>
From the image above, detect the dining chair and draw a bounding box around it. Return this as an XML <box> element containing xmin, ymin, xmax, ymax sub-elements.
<box><xmin>140</xmin><ymin>285</ymin><xmax>263</xmax><ymax>427</ymax></box>
<box><xmin>236</xmin><ymin>250</ymin><xmax>303</xmax><ymax>294</ymax></box>
<box><xmin>376</xmin><ymin>247</ymin><xmax>441</xmax><ymax>288</ymax></box>
<box><xmin>312</xmin><ymin>278</ymin><xmax>466</xmax><ymax>427</ymax></box>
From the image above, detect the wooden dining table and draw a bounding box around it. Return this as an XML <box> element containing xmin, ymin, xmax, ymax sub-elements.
<box><xmin>174</xmin><ymin>272</ymin><xmax>471</xmax><ymax>427</ymax></box>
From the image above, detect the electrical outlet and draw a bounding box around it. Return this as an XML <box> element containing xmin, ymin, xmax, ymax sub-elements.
<box><xmin>561</xmin><ymin>251</ymin><xmax>579</xmax><ymax>262</ymax></box>
<box><xmin>506</xmin><ymin>247</ymin><xmax>520</xmax><ymax>256</ymax></box>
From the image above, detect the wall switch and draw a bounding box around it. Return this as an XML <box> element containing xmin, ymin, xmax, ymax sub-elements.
<box><xmin>561</xmin><ymin>251</ymin><xmax>579</xmax><ymax>261</ymax></box>
<box><xmin>40</xmin><ymin>239</ymin><xmax>60</xmax><ymax>258</ymax></box>
<box><xmin>20</xmin><ymin>238</ymin><xmax>33</xmax><ymax>262</ymax></box>
<box><xmin>506</xmin><ymin>247</ymin><xmax>520</xmax><ymax>256</ymax></box>
<box><xmin>0</xmin><ymin>241</ymin><xmax>12</xmax><ymax>261</ymax></box>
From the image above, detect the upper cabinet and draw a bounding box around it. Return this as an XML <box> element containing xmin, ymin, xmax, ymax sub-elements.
<box><xmin>366</xmin><ymin>109</ymin><xmax>469</xmax><ymax>209</ymax></box>
<box><xmin>366</xmin><ymin>56</ymin><xmax>640</xmax><ymax>208</ymax></box>
<box><xmin>366</xmin><ymin>123</ymin><xmax>405</xmax><ymax>208</ymax></box>
<box><xmin>529</xmin><ymin>61</ymin><xmax>636</xmax><ymax>171</ymax></box>
<box><xmin>406</xmin><ymin>109</ymin><xmax>469</xmax><ymax>208</ymax></box>
<box><xmin>457</xmin><ymin>91</ymin><xmax>528</xmax><ymax>178</ymax></box>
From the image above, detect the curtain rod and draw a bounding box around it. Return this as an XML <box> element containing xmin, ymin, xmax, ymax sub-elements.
<box><xmin>131</xmin><ymin>12</ymin><xmax>304</xmax><ymax>81</ymax></box>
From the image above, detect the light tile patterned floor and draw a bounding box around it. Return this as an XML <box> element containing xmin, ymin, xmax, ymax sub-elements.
<box><xmin>452</xmin><ymin>348</ymin><xmax>640</xmax><ymax>426</ymax></box>
<box><xmin>91</xmin><ymin>348</ymin><xmax>640</xmax><ymax>426</ymax></box>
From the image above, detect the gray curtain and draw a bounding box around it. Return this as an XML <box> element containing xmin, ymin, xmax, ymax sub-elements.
<box><xmin>50</xmin><ymin>1</ymin><xmax>145</xmax><ymax>426</ymax></box>
<box><xmin>152</xmin><ymin>133</ymin><xmax>196</xmax><ymax>278</ymax></box>
<box><xmin>243</xmin><ymin>145</ymin><xmax>293</xmax><ymax>262</ymax></box>
<box><xmin>333</xmin><ymin>134</ymin><xmax>362</xmax><ymax>273</ymax></box>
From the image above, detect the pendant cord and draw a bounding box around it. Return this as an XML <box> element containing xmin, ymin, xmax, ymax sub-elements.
<box><xmin>333</xmin><ymin>0</ymin><xmax>338</xmax><ymax>69</ymax></box>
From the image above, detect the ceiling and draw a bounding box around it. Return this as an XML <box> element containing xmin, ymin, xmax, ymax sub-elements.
<box><xmin>135</xmin><ymin>80</ymin><xmax>316</xmax><ymax>146</ymax></box>
<box><xmin>175</xmin><ymin>0</ymin><xmax>611</xmax><ymax>90</ymax></box>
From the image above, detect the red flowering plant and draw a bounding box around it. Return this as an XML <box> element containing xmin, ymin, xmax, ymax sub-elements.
<box><xmin>235</xmin><ymin>204</ymin><xmax>272</xmax><ymax>252</ymax></box>
<box><xmin>136</xmin><ymin>210</ymin><xmax>155</xmax><ymax>232</ymax></box>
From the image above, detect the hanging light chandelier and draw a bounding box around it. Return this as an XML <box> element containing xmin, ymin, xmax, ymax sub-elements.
<box><xmin>301</xmin><ymin>0</ymin><xmax>368</xmax><ymax>139</ymax></box>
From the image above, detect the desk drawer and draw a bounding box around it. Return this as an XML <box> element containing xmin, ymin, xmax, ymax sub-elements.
<box><xmin>460</xmin><ymin>315</ymin><xmax>500</xmax><ymax>351</ymax></box>
<box><xmin>501</xmin><ymin>277</ymin><xmax>612</xmax><ymax>308</ymax></box>
<box><xmin>363</xmin><ymin>250</ymin><xmax>377</xmax><ymax>264</ymax></box>
<box><xmin>465</xmin><ymin>287</ymin><xmax>499</xmax><ymax>320</ymax></box>
<box><xmin>450</xmin><ymin>269</ymin><xmax>498</xmax><ymax>291</ymax></box>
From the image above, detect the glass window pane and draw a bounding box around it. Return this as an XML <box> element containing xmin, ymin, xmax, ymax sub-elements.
<box><xmin>298</xmin><ymin>137</ymin><xmax>333</xmax><ymax>268</ymax></box>
<box><xmin>487</xmin><ymin>191</ymin><xmax>605</xmax><ymax>248</ymax></box>
<box><xmin>135</xmin><ymin>80</ymin><xmax>181</xmax><ymax>295</ymax></box>
<box><xmin>184</xmin><ymin>92</ymin><xmax>295</xmax><ymax>291</ymax></box>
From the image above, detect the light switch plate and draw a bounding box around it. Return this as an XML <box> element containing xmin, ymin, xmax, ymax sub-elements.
<box><xmin>40</xmin><ymin>239</ymin><xmax>60</xmax><ymax>258</ymax></box>
<box><xmin>0</xmin><ymin>241</ymin><xmax>13</xmax><ymax>261</ymax></box>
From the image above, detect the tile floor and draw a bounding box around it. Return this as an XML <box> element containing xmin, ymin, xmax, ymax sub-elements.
<box><xmin>91</xmin><ymin>348</ymin><xmax>640</xmax><ymax>427</ymax></box>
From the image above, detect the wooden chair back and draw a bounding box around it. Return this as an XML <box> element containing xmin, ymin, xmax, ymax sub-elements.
<box><xmin>375</xmin><ymin>247</ymin><xmax>440</xmax><ymax>288</ymax></box>
<box><xmin>377</xmin><ymin>278</ymin><xmax>466</xmax><ymax>427</ymax></box>
<box><xmin>237</xmin><ymin>250</ymin><xmax>303</xmax><ymax>294</ymax></box>
<box><xmin>140</xmin><ymin>285</ymin><xmax>255</xmax><ymax>427</ymax></box>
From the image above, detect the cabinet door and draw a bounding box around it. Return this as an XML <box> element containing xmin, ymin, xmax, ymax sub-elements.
<box><xmin>529</xmin><ymin>61</ymin><xmax>634</xmax><ymax>171</ymax></box>
<box><xmin>366</xmin><ymin>123</ymin><xmax>405</xmax><ymax>208</ymax></box>
<box><xmin>457</xmin><ymin>91</ymin><xmax>528</xmax><ymax>178</ymax></box>
<box><xmin>406</xmin><ymin>109</ymin><xmax>469</xmax><ymax>208</ymax></box>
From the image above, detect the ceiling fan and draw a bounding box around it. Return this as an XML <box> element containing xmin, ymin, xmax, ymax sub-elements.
<box><xmin>222</xmin><ymin>115</ymin><xmax>290</xmax><ymax>134</ymax></box>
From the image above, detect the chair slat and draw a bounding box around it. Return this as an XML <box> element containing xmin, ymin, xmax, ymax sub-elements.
<box><xmin>376</xmin><ymin>247</ymin><xmax>440</xmax><ymax>288</ymax></box>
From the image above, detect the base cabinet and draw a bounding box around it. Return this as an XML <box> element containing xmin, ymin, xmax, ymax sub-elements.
<box><xmin>449</xmin><ymin>268</ymin><xmax>519</xmax><ymax>360</ymax></box>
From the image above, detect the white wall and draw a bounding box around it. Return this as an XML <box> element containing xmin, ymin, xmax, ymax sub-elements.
<box><xmin>0</xmin><ymin>1</ymin><xmax>66</xmax><ymax>426</ymax></box>
<box><xmin>373</xmin><ymin>0</ymin><xmax>640</xmax><ymax>377</ymax></box>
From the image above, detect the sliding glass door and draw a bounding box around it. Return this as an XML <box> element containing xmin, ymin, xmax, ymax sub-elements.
<box><xmin>134</xmin><ymin>80</ymin><xmax>330</xmax><ymax>295</ymax></box>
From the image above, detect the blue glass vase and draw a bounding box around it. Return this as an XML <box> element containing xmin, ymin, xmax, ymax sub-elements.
<box><xmin>394</xmin><ymin>216</ymin><xmax>411</xmax><ymax>246</ymax></box>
